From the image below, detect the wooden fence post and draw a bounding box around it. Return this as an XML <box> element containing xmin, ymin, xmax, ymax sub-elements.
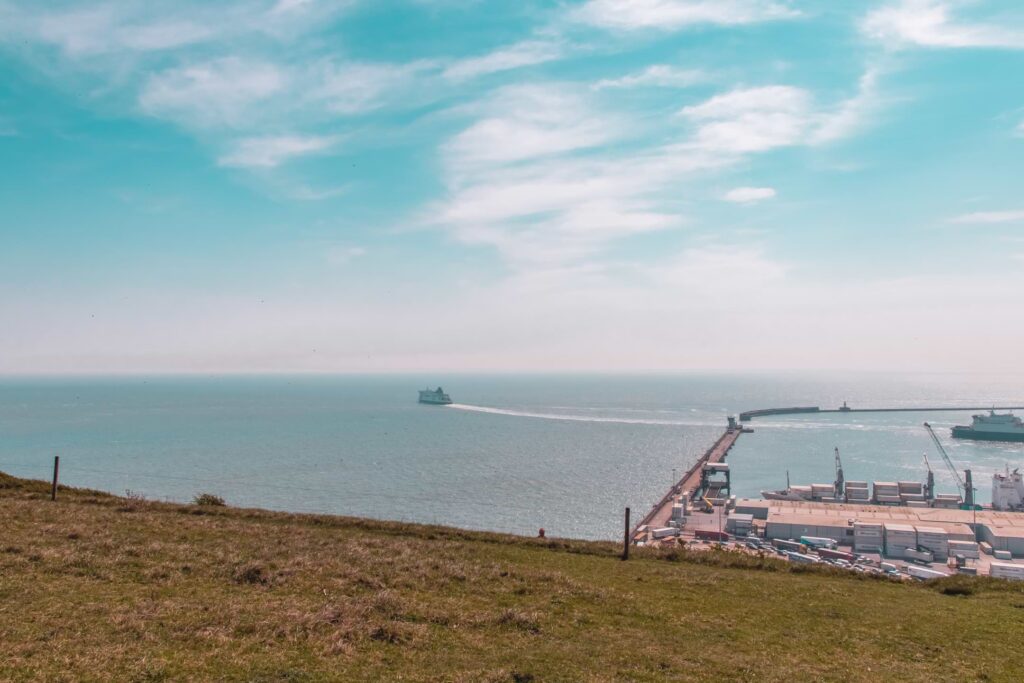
<box><xmin>51</xmin><ymin>456</ymin><xmax>60</xmax><ymax>501</ymax></box>
<box><xmin>622</xmin><ymin>507</ymin><xmax>630</xmax><ymax>561</ymax></box>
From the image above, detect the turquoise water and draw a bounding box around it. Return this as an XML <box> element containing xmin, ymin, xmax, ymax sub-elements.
<box><xmin>1</xmin><ymin>373</ymin><xmax>1022</xmax><ymax>540</ymax></box>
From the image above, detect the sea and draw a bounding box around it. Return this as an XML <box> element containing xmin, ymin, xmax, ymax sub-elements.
<box><xmin>1</xmin><ymin>373</ymin><xmax>1023</xmax><ymax>541</ymax></box>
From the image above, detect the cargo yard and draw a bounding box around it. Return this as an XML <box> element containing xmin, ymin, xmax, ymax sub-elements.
<box><xmin>635</xmin><ymin>404</ymin><xmax>1024</xmax><ymax>582</ymax></box>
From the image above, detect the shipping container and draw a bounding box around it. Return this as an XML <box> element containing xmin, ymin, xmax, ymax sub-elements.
<box><xmin>652</xmin><ymin>527</ymin><xmax>681</xmax><ymax>539</ymax></box>
<box><xmin>772</xmin><ymin>538</ymin><xmax>805</xmax><ymax>552</ymax></box>
<box><xmin>786</xmin><ymin>551</ymin><xmax>818</xmax><ymax>564</ymax></box>
<box><xmin>695</xmin><ymin>529</ymin><xmax>729</xmax><ymax>542</ymax></box>
<box><xmin>817</xmin><ymin>547</ymin><xmax>855</xmax><ymax>562</ymax></box>
<box><xmin>907</xmin><ymin>565</ymin><xmax>948</xmax><ymax>580</ymax></box>
<box><xmin>990</xmin><ymin>562</ymin><xmax>1024</xmax><ymax>580</ymax></box>
<box><xmin>904</xmin><ymin>548</ymin><xmax>934</xmax><ymax>563</ymax></box>
<box><xmin>800</xmin><ymin>536</ymin><xmax>838</xmax><ymax>550</ymax></box>
<box><xmin>994</xmin><ymin>549</ymin><xmax>1013</xmax><ymax>561</ymax></box>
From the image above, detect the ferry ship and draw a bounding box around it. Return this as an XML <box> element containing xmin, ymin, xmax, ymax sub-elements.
<box><xmin>418</xmin><ymin>387</ymin><xmax>452</xmax><ymax>405</ymax></box>
<box><xmin>951</xmin><ymin>411</ymin><xmax>1024</xmax><ymax>443</ymax></box>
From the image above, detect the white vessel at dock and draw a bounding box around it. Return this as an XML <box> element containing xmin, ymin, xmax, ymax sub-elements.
<box><xmin>952</xmin><ymin>411</ymin><xmax>1024</xmax><ymax>443</ymax></box>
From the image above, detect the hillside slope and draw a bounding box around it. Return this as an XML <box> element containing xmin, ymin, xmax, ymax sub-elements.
<box><xmin>1</xmin><ymin>471</ymin><xmax>1022</xmax><ymax>682</ymax></box>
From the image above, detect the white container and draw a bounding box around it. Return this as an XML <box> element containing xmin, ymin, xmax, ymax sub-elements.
<box><xmin>904</xmin><ymin>548</ymin><xmax>934</xmax><ymax>562</ymax></box>
<box><xmin>994</xmin><ymin>549</ymin><xmax>1013</xmax><ymax>561</ymax></box>
<box><xmin>652</xmin><ymin>527</ymin><xmax>681</xmax><ymax>539</ymax></box>
<box><xmin>907</xmin><ymin>565</ymin><xmax>947</xmax><ymax>580</ymax></box>
<box><xmin>855</xmin><ymin>542</ymin><xmax>882</xmax><ymax>552</ymax></box>
<box><xmin>990</xmin><ymin>562</ymin><xmax>1024</xmax><ymax>580</ymax></box>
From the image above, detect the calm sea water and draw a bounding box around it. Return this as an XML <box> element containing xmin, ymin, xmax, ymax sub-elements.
<box><xmin>1</xmin><ymin>373</ymin><xmax>1022</xmax><ymax>540</ymax></box>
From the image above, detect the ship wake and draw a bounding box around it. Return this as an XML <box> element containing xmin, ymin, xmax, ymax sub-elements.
<box><xmin>446</xmin><ymin>403</ymin><xmax>707</xmax><ymax>426</ymax></box>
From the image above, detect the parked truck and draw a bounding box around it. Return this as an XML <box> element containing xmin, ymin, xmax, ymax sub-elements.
<box><xmin>904</xmin><ymin>548</ymin><xmax>934</xmax><ymax>564</ymax></box>
<box><xmin>799</xmin><ymin>536</ymin><xmax>838</xmax><ymax>550</ymax></box>
<box><xmin>906</xmin><ymin>564</ymin><xmax>947</xmax><ymax>580</ymax></box>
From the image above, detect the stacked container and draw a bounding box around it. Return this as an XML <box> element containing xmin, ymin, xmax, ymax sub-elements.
<box><xmin>726</xmin><ymin>513</ymin><xmax>753</xmax><ymax>535</ymax></box>
<box><xmin>873</xmin><ymin>481</ymin><xmax>902</xmax><ymax>504</ymax></box>
<box><xmin>932</xmin><ymin>493</ymin><xmax>962</xmax><ymax>508</ymax></box>
<box><xmin>915</xmin><ymin>526</ymin><xmax>949</xmax><ymax>560</ymax></box>
<box><xmin>671</xmin><ymin>504</ymin><xmax>684</xmax><ymax>521</ymax></box>
<box><xmin>948</xmin><ymin>540</ymin><xmax>980</xmax><ymax>558</ymax></box>
<box><xmin>845</xmin><ymin>481</ymin><xmax>870</xmax><ymax>502</ymax></box>
<box><xmin>989</xmin><ymin>562</ymin><xmax>1024</xmax><ymax>581</ymax></box>
<box><xmin>811</xmin><ymin>483</ymin><xmax>834</xmax><ymax>500</ymax></box>
<box><xmin>854</xmin><ymin>521</ymin><xmax>884</xmax><ymax>552</ymax></box>
<box><xmin>884</xmin><ymin>523</ymin><xmax>917</xmax><ymax>557</ymax></box>
<box><xmin>790</xmin><ymin>485</ymin><xmax>813</xmax><ymax>498</ymax></box>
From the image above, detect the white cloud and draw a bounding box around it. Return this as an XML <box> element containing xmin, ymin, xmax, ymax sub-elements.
<box><xmin>680</xmin><ymin>71</ymin><xmax>885</xmax><ymax>154</ymax></box>
<box><xmin>949</xmin><ymin>210</ymin><xmax>1024</xmax><ymax>224</ymax></box>
<box><xmin>429</xmin><ymin>85</ymin><xmax>737</xmax><ymax>268</ymax></box>
<box><xmin>29</xmin><ymin>6</ymin><xmax>213</xmax><ymax>56</ymax></box>
<box><xmin>443</xmin><ymin>40</ymin><xmax>563</xmax><ymax>81</ymax></box>
<box><xmin>314</xmin><ymin>60</ymin><xmax>438</xmax><ymax>114</ymax></box>
<box><xmin>592</xmin><ymin>64</ymin><xmax>707</xmax><ymax>90</ymax></box>
<box><xmin>680</xmin><ymin>85</ymin><xmax>814</xmax><ymax>153</ymax></box>
<box><xmin>443</xmin><ymin>84</ymin><xmax>619</xmax><ymax>169</ymax></box>
<box><xmin>573</xmin><ymin>0</ymin><xmax>799</xmax><ymax>31</ymax></box>
<box><xmin>811</xmin><ymin>66</ymin><xmax>884</xmax><ymax>144</ymax></box>
<box><xmin>139</xmin><ymin>57</ymin><xmax>286</xmax><ymax>128</ymax></box>
<box><xmin>1016</xmin><ymin>120</ymin><xmax>1024</xmax><ymax>137</ymax></box>
<box><xmin>218</xmin><ymin>134</ymin><xmax>339</xmax><ymax>168</ymax></box>
<box><xmin>723</xmin><ymin>187</ymin><xmax>776</xmax><ymax>203</ymax></box>
<box><xmin>1</xmin><ymin>1</ymin><xmax>354</xmax><ymax>58</ymax></box>
<box><xmin>863</xmin><ymin>0</ymin><xmax>1024</xmax><ymax>49</ymax></box>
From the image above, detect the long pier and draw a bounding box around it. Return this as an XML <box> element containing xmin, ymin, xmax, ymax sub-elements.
<box><xmin>633</xmin><ymin>427</ymin><xmax>742</xmax><ymax>540</ymax></box>
<box><xmin>739</xmin><ymin>405</ymin><xmax>1024</xmax><ymax>422</ymax></box>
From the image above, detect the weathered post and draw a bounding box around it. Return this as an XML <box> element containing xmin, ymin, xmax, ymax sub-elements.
<box><xmin>622</xmin><ymin>507</ymin><xmax>630</xmax><ymax>561</ymax></box>
<box><xmin>51</xmin><ymin>455</ymin><xmax>60</xmax><ymax>501</ymax></box>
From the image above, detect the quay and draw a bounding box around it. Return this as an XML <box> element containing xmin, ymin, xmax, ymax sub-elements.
<box><xmin>632</xmin><ymin>425</ymin><xmax>742</xmax><ymax>542</ymax></box>
<box><xmin>739</xmin><ymin>404</ymin><xmax>1024</xmax><ymax>422</ymax></box>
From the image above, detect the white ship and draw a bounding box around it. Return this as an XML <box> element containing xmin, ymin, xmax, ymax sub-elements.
<box><xmin>418</xmin><ymin>387</ymin><xmax>452</xmax><ymax>405</ymax></box>
<box><xmin>952</xmin><ymin>411</ymin><xmax>1024</xmax><ymax>443</ymax></box>
<box><xmin>993</xmin><ymin>467</ymin><xmax>1024</xmax><ymax>511</ymax></box>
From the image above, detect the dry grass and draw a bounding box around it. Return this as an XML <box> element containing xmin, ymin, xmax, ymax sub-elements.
<box><xmin>2</xmin><ymin>470</ymin><xmax>1023</xmax><ymax>682</ymax></box>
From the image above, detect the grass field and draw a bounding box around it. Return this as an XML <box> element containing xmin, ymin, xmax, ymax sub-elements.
<box><xmin>2</xmin><ymin>471</ymin><xmax>1024</xmax><ymax>682</ymax></box>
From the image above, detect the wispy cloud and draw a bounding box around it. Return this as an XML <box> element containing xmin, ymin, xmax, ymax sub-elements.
<box><xmin>863</xmin><ymin>0</ymin><xmax>1024</xmax><ymax>49</ymax></box>
<box><xmin>443</xmin><ymin>40</ymin><xmax>564</xmax><ymax>81</ymax></box>
<box><xmin>443</xmin><ymin>84</ymin><xmax>619</xmax><ymax>169</ymax></box>
<box><xmin>0</xmin><ymin>1</ymin><xmax>355</xmax><ymax>58</ymax></box>
<box><xmin>314</xmin><ymin>60</ymin><xmax>439</xmax><ymax>114</ymax></box>
<box><xmin>572</xmin><ymin>0</ymin><xmax>799</xmax><ymax>31</ymax></box>
<box><xmin>949</xmin><ymin>210</ymin><xmax>1024</xmax><ymax>224</ymax></box>
<box><xmin>679</xmin><ymin>70</ymin><xmax>886</xmax><ymax>154</ymax></box>
<box><xmin>723</xmin><ymin>187</ymin><xmax>776</xmax><ymax>203</ymax></box>
<box><xmin>811</xmin><ymin>66</ymin><xmax>885</xmax><ymax>144</ymax></box>
<box><xmin>218</xmin><ymin>134</ymin><xmax>339</xmax><ymax>168</ymax></box>
<box><xmin>680</xmin><ymin>85</ymin><xmax>813</xmax><ymax>153</ymax></box>
<box><xmin>592</xmin><ymin>64</ymin><xmax>708</xmax><ymax>90</ymax></box>
<box><xmin>139</xmin><ymin>57</ymin><xmax>286</xmax><ymax>129</ymax></box>
<box><xmin>430</xmin><ymin>85</ymin><xmax>734</xmax><ymax>268</ymax></box>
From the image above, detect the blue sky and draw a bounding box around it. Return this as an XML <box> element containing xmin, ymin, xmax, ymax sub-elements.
<box><xmin>1</xmin><ymin>0</ymin><xmax>1023</xmax><ymax>373</ymax></box>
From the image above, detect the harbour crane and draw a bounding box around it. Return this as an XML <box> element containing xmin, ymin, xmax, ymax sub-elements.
<box><xmin>921</xmin><ymin>453</ymin><xmax>935</xmax><ymax>500</ymax></box>
<box><xmin>923</xmin><ymin>422</ymin><xmax>975</xmax><ymax>508</ymax></box>
<box><xmin>833</xmin><ymin>447</ymin><xmax>844</xmax><ymax>499</ymax></box>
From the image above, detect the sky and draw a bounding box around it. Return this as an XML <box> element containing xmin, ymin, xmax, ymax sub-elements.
<box><xmin>1</xmin><ymin>0</ymin><xmax>1023</xmax><ymax>374</ymax></box>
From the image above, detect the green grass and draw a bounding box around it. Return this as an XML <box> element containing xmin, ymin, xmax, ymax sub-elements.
<box><xmin>2</xmin><ymin>471</ymin><xmax>1024</xmax><ymax>682</ymax></box>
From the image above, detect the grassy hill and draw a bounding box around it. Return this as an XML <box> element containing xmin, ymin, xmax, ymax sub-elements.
<box><xmin>2</xmin><ymin>471</ymin><xmax>1023</xmax><ymax>682</ymax></box>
